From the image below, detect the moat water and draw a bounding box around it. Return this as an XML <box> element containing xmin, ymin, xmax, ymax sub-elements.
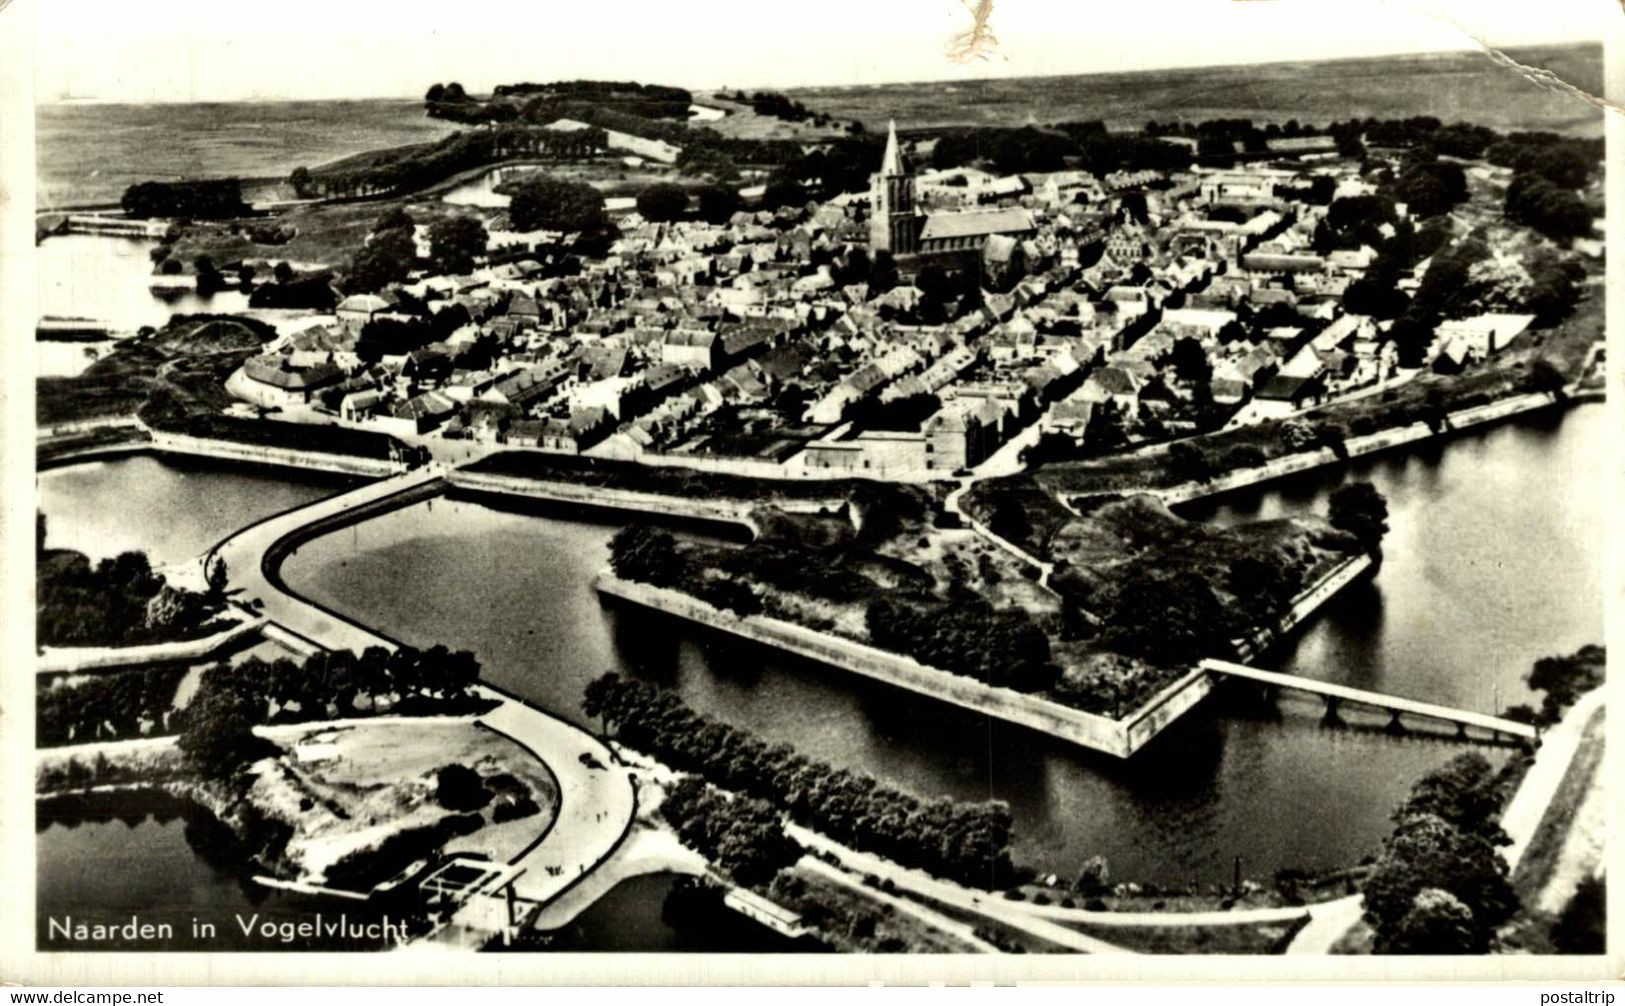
<box><xmin>36</xmin><ymin>402</ymin><xmax>1603</xmax><ymax>898</ymax></box>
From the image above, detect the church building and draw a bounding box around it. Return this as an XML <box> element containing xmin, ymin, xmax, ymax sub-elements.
<box><xmin>869</xmin><ymin>120</ymin><xmax>1037</xmax><ymax>265</ymax></box>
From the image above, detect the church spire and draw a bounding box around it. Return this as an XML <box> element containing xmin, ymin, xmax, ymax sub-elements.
<box><xmin>880</xmin><ymin>119</ymin><xmax>904</xmax><ymax>175</ymax></box>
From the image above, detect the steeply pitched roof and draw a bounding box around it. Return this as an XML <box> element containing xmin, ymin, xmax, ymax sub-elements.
<box><xmin>920</xmin><ymin>207</ymin><xmax>1036</xmax><ymax>242</ymax></box>
<box><xmin>879</xmin><ymin>119</ymin><xmax>905</xmax><ymax>176</ymax></box>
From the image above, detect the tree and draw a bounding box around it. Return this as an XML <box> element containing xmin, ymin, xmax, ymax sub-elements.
<box><xmin>1379</xmin><ymin>888</ymin><xmax>1481</xmax><ymax>954</ymax></box>
<box><xmin>697</xmin><ymin>184</ymin><xmax>741</xmax><ymax>224</ymax></box>
<box><xmin>1550</xmin><ymin>875</ymin><xmax>1605</xmax><ymax>954</ymax></box>
<box><xmin>346</xmin><ymin>227</ymin><xmax>417</xmax><ymax>293</ymax></box>
<box><xmin>206</xmin><ymin>555</ymin><xmax>228</xmax><ymax>598</ymax></box>
<box><xmin>1389</xmin><ymin>312</ymin><xmax>1437</xmax><ymax>369</ymax></box>
<box><xmin>761</xmin><ymin>175</ymin><xmax>808</xmax><ymax>211</ymax></box>
<box><xmin>434</xmin><ymin>764</ymin><xmax>491</xmax><ymax>811</ymax></box>
<box><xmin>1327</xmin><ymin>481</ymin><xmax>1389</xmax><ymax>554</ymax></box>
<box><xmin>608</xmin><ymin>524</ymin><xmax>686</xmax><ymax>586</ymax></box>
<box><xmin>374</xmin><ymin>206</ymin><xmax>416</xmax><ymax>235</ymax></box>
<box><xmin>144</xmin><ymin>585</ymin><xmax>202</xmax><ymax>632</ymax></box>
<box><xmin>272</xmin><ymin>261</ymin><xmax>295</xmax><ymax>285</ymax></box>
<box><xmin>1168</xmin><ymin>337</ymin><xmax>1211</xmax><ymax>385</ymax></box>
<box><xmin>426</xmin><ymin>216</ymin><xmax>488</xmax><ymax>276</ymax></box>
<box><xmin>289</xmin><ymin>166</ymin><xmax>314</xmax><ymax>199</ymax></box>
<box><xmin>508</xmin><ymin>177</ymin><xmax>609</xmax><ymax>234</ymax></box>
<box><xmin>636</xmin><ymin>182</ymin><xmax>689</xmax><ymax>222</ymax></box>
<box><xmin>178</xmin><ymin>688</ymin><xmax>267</xmax><ymax>779</ymax></box>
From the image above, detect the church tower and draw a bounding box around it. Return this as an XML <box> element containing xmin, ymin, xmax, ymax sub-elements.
<box><xmin>869</xmin><ymin>120</ymin><xmax>919</xmax><ymax>256</ymax></box>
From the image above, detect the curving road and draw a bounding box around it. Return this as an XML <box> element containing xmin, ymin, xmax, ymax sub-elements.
<box><xmin>206</xmin><ymin>467</ymin><xmax>638</xmax><ymax>913</ymax></box>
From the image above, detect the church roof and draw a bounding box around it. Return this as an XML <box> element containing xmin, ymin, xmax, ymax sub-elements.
<box><xmin>920</xmin><ymin>207</ymin><xmax>1036</xmax><ymax>242</ymax></box>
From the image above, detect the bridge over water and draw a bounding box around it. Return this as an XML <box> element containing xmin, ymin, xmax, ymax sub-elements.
<box><xmin>1201</xmin><ymin>659</ymin><xmax>1540</xmax><ymax>742</ymax></box>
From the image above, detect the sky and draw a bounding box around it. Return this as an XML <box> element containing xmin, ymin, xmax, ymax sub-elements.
<box><xmin>25</xmin><ymin>0</ymin><xmax>1613</xmax><ymax>103</ymax></box>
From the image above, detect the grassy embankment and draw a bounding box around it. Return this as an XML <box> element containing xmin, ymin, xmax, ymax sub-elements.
<box><xmin>1499</xmin><ymin>706</ymin><xmax>1606</xmax><ymax>952</ymax></box>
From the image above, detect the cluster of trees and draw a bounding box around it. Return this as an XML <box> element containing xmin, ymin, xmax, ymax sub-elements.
<box><xmin>927</xmin><ymin>123</ymin><xmax>1193</xmax><ymax>177</ymax></box>
<box><xmin>609</xmin><ymin>523</ymin><xmax>884</xmax><ymax>609</ymax></box>
<box><xmin>745</xmin><ymin>91</ymin><xmax>816</xmax><ymax>123</ymax></box>
<box><xmin>583</xmin><ymin>673</ymin><xmax>1019</xmax><ymax>887</ymax></box>
<box><xmin>1505</xmin><ymin>173</ymin><xmax>1594</xmax><ymax>242</ymax></box>
<box><xmin>865</xmin><ymin>595</ymin><xmax>1057</xmax><ymax>693</ymax></box>
<box><xmin>634</xmin><ymin>182</ymin><xmax>689</xmax><ymax>222</ymax></box>
<box><xmin>177</xmin><ymin>644</ymin><xmax>483</xmax><ymax>780</ymax></box>
<box><xmin>1327</xmin><ymin>481</ymin><xmax>1390</xmax><ymax>555</ymax></box>
<box><xmin>508</xmin><ymin>176</ymin><xmax>610</xmax><ymax>237</ymax></box>
<box><xmin>37</xmin><ymin>664</ymin><xmax>188</xmax><ymax>747</ymax></box>
<box><xmin>1487</xmin><ymin>132</ymin><xmax>1600</xmax><ymax>189</ymax></box>
<box><xmin>426</xmin><ymin>215</ymin><xmax>489</xmax><ymax>276</ymax></box>
<box><xmin>661</xmin><ymin>776</ymin><xmax>804</xmax><ymax>886</ymax></box>
<box><xmin>1147</xmin><ymin>116</ymin><xmax>1338</xmax><ymax>158</ymax></box>
<box><xmin>1502</xmin><ymin>644</ymin><xmax>1606</xmax><ymax>726</ymax></box>
<box><xmin>1388</xmin><ymin>154</ymin><xmax>1469</xmax><ymax>219</ymax></box>
<box><xmin>1362</xmin><ymin>753</ymin><xmax>1517</xmax><ymax>953</ymax></box>
<box><xmin>37</xmin><ymin>544</ymin><xmax>218</xmax><ymax>648</ymax></box>
<box><xmin>353</xmin><ymin>302</ymin><xmax>470</xmax><ymax>363</ymax></box>
<box><xmin>121</xmin><ymin>179</ymin><xmax>247</xmax><ymax>220</ymax></box>
<box><xmin>345</xmin><ymin>207</ymin><xmax>419</xmax><ymax>294</ymax></box>
<box><xmin>1100</xmin><ymin>566</ymin><xmax>1235</xmax><ymax>666</ymax></box>
<box><xmin>249</xmin><ymin>268</ymin><xmax>338</xmax><ymax>311</ymax></box>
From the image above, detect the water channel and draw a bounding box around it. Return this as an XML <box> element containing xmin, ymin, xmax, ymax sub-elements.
<box><xmin>36</xmin><ymin>402</ymin><xmax>1603</xmax><ymax>892</ymax></box>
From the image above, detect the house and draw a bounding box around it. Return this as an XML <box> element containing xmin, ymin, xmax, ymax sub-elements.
<box><xmin>660</xmin><ymin>329</ymin><xmax>718</xmax><ymax>370</ymax></box>
<box><xmin>385</xmin><ymin>391</ymin><xmax>457</xmax><ymax>435</ymax></box>
<box><xmin>336</xmin><ymin>294</ymin><xmax>390</xmax><ymax>335</ymax></box>
<box><xmin>1433</xmin><ymin>314</ymin><xmax>1536</xmax><ymax>360</ymax></box>
<box><xmin>239</xmin><ymin>355</ymin><xmax>343</xmax><ymax>407</ymax></box>
<box><xmin>1078</xmin><ymin>366</ymin><xmax>1141</xmax><ymax>411</ymax></box>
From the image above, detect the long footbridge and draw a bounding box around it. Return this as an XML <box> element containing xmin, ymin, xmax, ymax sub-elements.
<box><xmin>1201</xmin><ymin>659</ymin><xmax>1540</xmax><ymax>742</ymax></box>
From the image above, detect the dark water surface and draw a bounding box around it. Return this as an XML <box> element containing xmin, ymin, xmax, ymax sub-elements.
<box><xmin>39</xmin><ymin>404</ymin><xmax>1603</xmax><ymax>893</ymax></box>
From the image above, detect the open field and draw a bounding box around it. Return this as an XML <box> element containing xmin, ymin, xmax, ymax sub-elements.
<box><xmin>788</xmin><ymin>43</ymin><xmax>1603</xmax><ymax>136</ymax></box>
<box><xmin>252</xmin><ymin>718</ymin><xmax>559</xmax><ymax>886</ymax></box>
<box><xmin>37</xmin><ymin>98</ymin><xmax>457</xmax><ymax>208</ymax></box>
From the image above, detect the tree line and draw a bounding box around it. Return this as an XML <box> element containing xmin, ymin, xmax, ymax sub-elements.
<box><xmin>178</xmin><ymin>644</ymin><xmax>485</xmax><ymax>780</ymax></box>
<box><xmin>121</xmin><ymin>179</ymin><xmax>248</xmax><ymax>220</ymax></box>
<box><xmin>291</xmin><ymin>125</ymin><xmax>607</xmax><ymax>202</ymax></box>
<box><xmin>583</xmin><ymin>673</ymin><xmax>1019</xmax><ymax>887</ymax></box>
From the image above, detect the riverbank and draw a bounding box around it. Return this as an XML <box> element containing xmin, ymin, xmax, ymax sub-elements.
<box><xmin>37</xmin><ymin>611</ymin><xmax>267</xmax><ymax>676</ymax></box>
<box><xmin>1155</xmin><ymin>391</ymin><xmax>1574</xmax><ymax>507</ymax></box>
<box><xmin>446</xmin><ymin>469</ymin><xmax>768</xmax><ymax>536</ymax></box>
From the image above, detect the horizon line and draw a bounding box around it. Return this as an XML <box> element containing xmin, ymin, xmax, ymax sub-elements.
<box><xmin>37</xmin><ymin>36</ymin><xmax>1601</xmax><ymax>107</ymax></box>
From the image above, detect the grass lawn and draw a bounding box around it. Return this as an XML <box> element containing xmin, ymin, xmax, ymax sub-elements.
<box><xmin>1500</xmin><ymin>706</ymin><xmax>1606</xmax><ymax>953</ymax></box>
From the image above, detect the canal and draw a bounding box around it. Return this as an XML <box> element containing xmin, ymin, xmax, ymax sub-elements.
<box><xmin>34</xmin><ymin>403</ymin><xmax>1602</xmax><ymax>906</ymax></box>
